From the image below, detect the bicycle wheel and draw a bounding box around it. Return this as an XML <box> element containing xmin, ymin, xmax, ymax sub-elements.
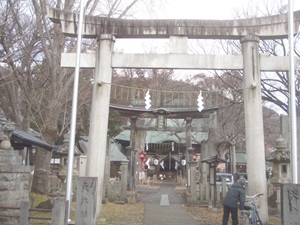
<box><xmin>240</xmin><ymin>212</ymin><xmax>251</xmax><ymax>225</ymax></box>
<box><xmin>254</xmin><ymin>211</ymin><xmax>262</xmax><ymax>225</ymax></box>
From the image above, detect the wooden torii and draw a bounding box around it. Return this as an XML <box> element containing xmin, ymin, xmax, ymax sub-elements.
<box><xmin>47</xmin><ymin>7</ymin><xmax>300</xmax><ymax>223</ymax></box>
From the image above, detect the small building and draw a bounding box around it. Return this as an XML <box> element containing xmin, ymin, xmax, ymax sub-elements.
<box><xmin>77</xmin><ymin>137</ymin><xmax>127</xmax><ymax>178</ymax></box>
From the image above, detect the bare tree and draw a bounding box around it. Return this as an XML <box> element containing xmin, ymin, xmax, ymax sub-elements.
<box><xmin>189</xmin><ymin>0</ymin><xmax>299</xmax><ymax>116</ymax></box>
<box><xmin>0</xmin><ymin>0</ymin><xmax>164</xmax><ymax>194</ymax></box>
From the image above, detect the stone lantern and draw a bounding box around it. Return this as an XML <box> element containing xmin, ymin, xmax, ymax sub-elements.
<box><xmin>56</xmin><ymin>133</ymin><xmax>80</xmax><ymax>195</ymax></box>
<box><xmin>266</xmin><ymin>136</ymin><xmax>290</xmax><ymax>215</ymax></box>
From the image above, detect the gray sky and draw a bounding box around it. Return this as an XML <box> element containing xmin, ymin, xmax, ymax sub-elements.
<box><xmin>140</xmin><ymin>0</ymin><xmax>300</xmax><ymax>20</ymax></box>
<box><xmin>172</xmin><ymin>0</ymin><xmax>300</xmax><ymax>19</ymax></box>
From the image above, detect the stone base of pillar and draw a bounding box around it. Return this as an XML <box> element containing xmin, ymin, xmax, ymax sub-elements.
<box><xmin>275</xmin><ymin>187</ymin><xmax>281</xmax><ymax>217</ymax></box>
<box><xmin>126</xmin><ymin>190</ymin><xmax>137</xmax><ymax>204</ymax></box>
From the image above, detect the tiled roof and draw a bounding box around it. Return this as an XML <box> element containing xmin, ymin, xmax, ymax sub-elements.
<box><xmin>0</xmin><ymin>112</ymin><xmax>53</xmax><ymax>151</ymax></box>
<box><xmin>115</xmin><ymin>130</ymin><xmax>207</xmax><ymax>144</ymax></box>
<box><xmin>12</xmin><ymin>128</ymin><xmax>53</xmax><ymax>151</ymax></box>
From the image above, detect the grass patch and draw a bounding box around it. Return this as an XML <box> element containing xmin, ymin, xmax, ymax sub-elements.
<box><xmin>29</xmin><ymin>193</ymin><xmax>52</xmax><ymax>225</ymax></box>
<box><xmin>97</xmin><ymin>202</ymin><xmax>144</xmax><ymax>225</ymax></box>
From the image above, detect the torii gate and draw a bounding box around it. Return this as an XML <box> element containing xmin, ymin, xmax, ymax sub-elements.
<box><xmin>48</xmin><ymin>7</ymin><xmax>300</xmax><ymax>224</ymax></box>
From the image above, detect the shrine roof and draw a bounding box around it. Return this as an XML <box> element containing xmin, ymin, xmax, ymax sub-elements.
<box><xmin>1</xmin><ymin>113</ymin><xmax>53</xmax><ymax>151</ymax></box>
<box><xmin>11</xmin><ymin>128</ymin><xmax>53</xmax><ymax>151</ymax></box>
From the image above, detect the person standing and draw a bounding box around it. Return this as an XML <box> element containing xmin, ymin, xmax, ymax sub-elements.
<box><xmin>222</xmin><ymin>178</ymin><xmax>247</xmax><ymax>225</ymax></box>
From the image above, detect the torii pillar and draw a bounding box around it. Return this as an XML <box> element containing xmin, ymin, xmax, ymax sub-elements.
<box><xmin>86</xmin><ymin>34</ymin><xmax>115</xmax><ymax>218</ymax></box>
<box><xmin>241</xmin><ymin>35</ymin><xmax>268</xmax><ymax>223</ymax></box>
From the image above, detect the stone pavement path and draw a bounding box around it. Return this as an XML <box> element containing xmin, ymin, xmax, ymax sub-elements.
<box><xmin>137</xmin><ymin>181</ymin><xmax>200</xmax><ymax>225</ymax></box>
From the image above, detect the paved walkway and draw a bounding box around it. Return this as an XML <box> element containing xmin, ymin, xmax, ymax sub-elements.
<box><xmin>137</xmin><ymin>181</ymin><xmax>200</xmax><ymax>225</ymax></box>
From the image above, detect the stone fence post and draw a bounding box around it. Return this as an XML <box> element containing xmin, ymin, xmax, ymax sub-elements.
<box><xmin>281</xmin><ymin>184</ymin><xmax>300</xmax><ymax>225</ymax></box>
<box><xmin>120</xmin><ymin>160</ymin><xmax>129</xmax><ymax>201</ymax></box>
<box><xmin>187</xmin><ymin>161</ymin><xmax>198</xmax><ymax>204</ymax></box>
<box><xmin>19</xmin><ymin>201</ymin><xmax>30</xmax><ymax>225</ymax></box>
<box><xmin>51</xmin><ymin>197</ymin><xmax>66</xmax><ymax>225</ymax></box>
<box><xmin>75</xmin><ymin>177</ymin><xmax>98</xmax><ymax>225</ymax></box>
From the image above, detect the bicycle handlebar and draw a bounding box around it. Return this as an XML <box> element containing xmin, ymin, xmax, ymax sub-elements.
<box><xmin>246</xmin><ymin>193</ymin><xmax>263</xmax><ymax>199</ymax></box>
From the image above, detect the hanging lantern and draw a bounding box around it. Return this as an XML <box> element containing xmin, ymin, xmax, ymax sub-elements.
<box><xmin>139</xmin><ymin>151</ymin><xmax>146</xmax><ymax>163</ymax></box>
<box><xmin>193</xmin><ymin>153</ymin><xmax>198</xmax><ymax>161</ymax></box>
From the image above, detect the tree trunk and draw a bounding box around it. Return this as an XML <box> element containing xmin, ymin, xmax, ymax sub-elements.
<box><xmin>31</xmin><ymin>149</ymin><xmax>52</xmax><ymax>194</ymax></box>
<box><xmin>31</xmin><ymin>123</ymin><xmax>58</xmax><ymax>194</ymax></box>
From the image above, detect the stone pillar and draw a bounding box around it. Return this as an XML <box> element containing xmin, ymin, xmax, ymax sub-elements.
<box><xmin>86</xmin><ymin>34</ymin><xmax>115</xmax><ymax>219</ymax></box>
<box><xmin>187</xmin><ymin>161</ymin><xmax>198</xmax><ymax>204</ymax></box>
<box><xmin>51</xmin><ymin>197</ymin><xmax>66</xmax><ymax>225</ymax></box>
<box><xmin>298</xmin><ymin>118</ymin><xmax>300</xmax><ymax>183</ymax></box>
<box><xmin>185</xmin><ymin>117</ymin><xmax>193</xmax><ymax>185</ymax></box>
<box><xmin>19</xmin><ymin>201</ymin><xmax>30</xmax><ymax>225</ymax></box>
<box><xmin>129</xmin><ymin>116</ymin><xmax>137</xmax><ymax>190</ymax></box>
<box><xmin>187</xmin><ymin>147</ymin><xmax>194</xmax><ymax>190</ymax></box>
<box><xmin>241</xmin><ymin>35</ymin><xmax>268</xmax><ymax>223</ymax></box>
<box><xmin>125</xmin><ymin>146</ymin><xmax>133</xmax><ymax>189</ymax></box>
<box><xmin>103</xmin><ymin>137</ymin><xmax>111</xmax><ymax>203</ymax></box>
<box><xmin>281</xmin><ymin>184</ymin><xmax>300</xmax><ymax>225</ymax></box>
<box><xmin>185</xmin><ymin>117</ymin><xmax>193</xmax><ymax>150</ymax></box>
<box><xmin>232</xmin><ymin>144</ymin><xmax>236</xmax><ymax>174</ymax></box>
<box><xmin>120</xmin><ymin>160</ymin><xmax>129</xmax><ymax>201</ymax></box>
<box><xmin>75</xmin><ymin>177</ymin><xmax>98</xmax><ymax>225</ymax></box>
<box><xmin>275</xmin><ymin>187</ymin><xmax>281</xmax><ymax>216</ymax></box>
<box><xmin>200</xmin><ymin>141</ymin><xmax>209</xmax><ymax>202</ymax></box>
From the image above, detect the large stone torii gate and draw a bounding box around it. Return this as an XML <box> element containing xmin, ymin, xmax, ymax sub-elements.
<box><xmin>48</xmin><ymin>7</ymin><xmax>300</xmax><ymax>224</ymax></box>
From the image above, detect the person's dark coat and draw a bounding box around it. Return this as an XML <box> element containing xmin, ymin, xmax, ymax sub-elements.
<box><xmin>223</xmin><ymin>181</ymin><xmax>246</xmax><ymax>209</ymax></box>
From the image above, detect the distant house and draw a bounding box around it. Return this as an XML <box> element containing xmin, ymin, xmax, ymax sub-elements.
<box><xmin>218</xmin><ymin>150</ymin><xmax>247</xmax><ymax>173</ymax></box>
<box><xmin>77</xmin><ymin>137</ymin><xmax>127</xmax><ymax>178</ymax></box>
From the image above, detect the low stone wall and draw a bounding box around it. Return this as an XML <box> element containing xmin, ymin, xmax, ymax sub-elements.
<box><xmin>0</xmin><ymin>164</ymin><xmax>31</xmax><ymax>225</ymax></box>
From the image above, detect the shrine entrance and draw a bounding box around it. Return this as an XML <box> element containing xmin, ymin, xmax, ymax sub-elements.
<box><xmin>48</xmin><ymin>7</ymin><xmax>300</xmax><ymax>223</ymax></box>
<box><xmin>111</xmin><ymin>105</ymin><xmax>217</xmax><ymax>187</ymax></box>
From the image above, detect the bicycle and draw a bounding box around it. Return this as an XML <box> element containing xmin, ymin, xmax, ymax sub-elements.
<box><xmin>240</xmin><ymin>193</ymin><xmax>263</xmax><ymax>225</ymax></box>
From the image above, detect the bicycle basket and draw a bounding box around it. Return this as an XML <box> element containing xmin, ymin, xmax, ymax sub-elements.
<box><xmin>244</xmin><ymin>201</ymin><xmax>253</xmax><ymax>208</ymax></box>
<box><xmin>245</xmin><ymin>198</ymin><xmax>260</xmax><ymax>208</ymax></box>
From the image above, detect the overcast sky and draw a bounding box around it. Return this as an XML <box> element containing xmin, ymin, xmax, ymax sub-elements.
<box><xmin>160</xmin><ymin>0</ymin><xmax>300</xmax><ymax>20</ymax></box>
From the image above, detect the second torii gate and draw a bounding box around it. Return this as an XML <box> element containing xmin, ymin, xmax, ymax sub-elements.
<box><xmin>48</xmin><ymin>7</ymin><xmax>300</xmax><ymax>224</ymax></box>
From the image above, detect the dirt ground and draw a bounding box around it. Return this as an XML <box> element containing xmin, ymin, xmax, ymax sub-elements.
<box><xmin>98</xmin><ymin>202</ymin><xmax>144</xmax><ymax>225</ymax></box>
<box><xmin>185</xmin><ymin>205</ymin><xmax>281</xmax><ymax>225</ymax></box>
